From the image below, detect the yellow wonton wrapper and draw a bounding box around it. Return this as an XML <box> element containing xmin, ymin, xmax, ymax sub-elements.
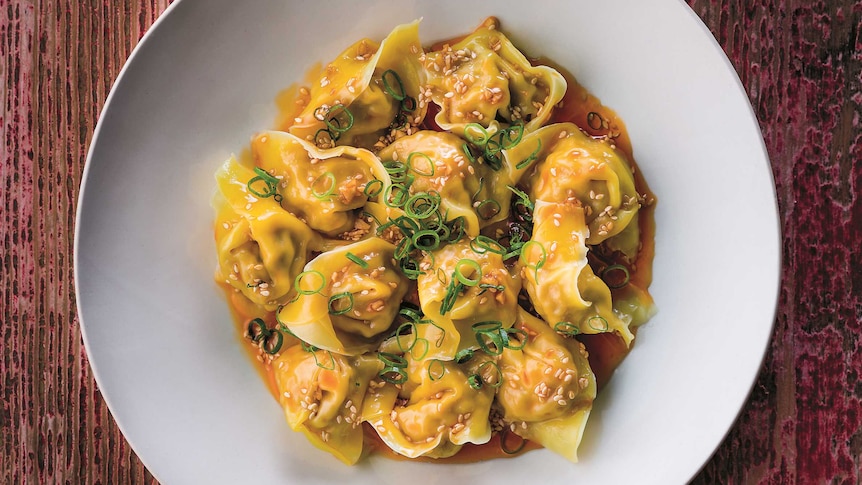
<box><xmin>415</xmin><ymin>238</ymin><xmax>521</xmax><ymax>359</ymax></box>
<box><xmin>376</xmin><ymin>130</ymin><xmax>513</xmax><ymax>237</ymax></box>
<box><xmin>250</xmin><ymin>130</ymin><xmax>389</xmax><ymax>237</ymax></box>
<box><xmin>422</xmin><ymin>17</ymin><xmax>566</xmax><ymax>134</ymax></box>
<box><xmin>289</xmin><ymin>21</ymin><xmax>426</xmax><ymax>150</ymax></box>
<box><xmin>361</xmin><ymin>355</ymin><xmax>494</xmax><ymax>459</ymax></box>
<box><xmin>522</xmin><ymin>200</ymin><xmax>634</xmax><ymax>346</ymax></box>
<box><xmin>277</xmin><ymin>237</ymin><xmax>410</xmax><ymax>355</ymax></box>
<box><xmin>214</xmin><ymin>157</ymin><xmax>320</xmax><ymax>310</ymax></box>
<box><xmin>511</xmin><ymin>122</ymin><xmax>640</xmax><ymax>250</ymax></box>
<box><xmin>274</xmin><ymin>346</ymin><xmax>380</xmax><ymax>465</ymax></box>
<box><xmin>497</xmin><ymin>309</ymin><xmax>596</xmax><ymax>462</ymax></box>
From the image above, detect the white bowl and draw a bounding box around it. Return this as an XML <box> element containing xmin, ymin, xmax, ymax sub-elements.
<box><xmin>75</xmin><ymin>0</ymin><xmax>780</xmax><ymax>483</ymax></box>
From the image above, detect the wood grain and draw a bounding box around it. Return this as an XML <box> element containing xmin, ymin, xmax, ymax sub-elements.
<box><xmin>1</xmin><ymin>0</ymin><xmax>859</xmax><ymax>483</ymax></box>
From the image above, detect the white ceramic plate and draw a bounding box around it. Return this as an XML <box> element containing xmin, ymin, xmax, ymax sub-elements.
<box><xmin>75</xmin><ymin>0</ymin><xmax>780</xmax><ymax>483</ymax></box>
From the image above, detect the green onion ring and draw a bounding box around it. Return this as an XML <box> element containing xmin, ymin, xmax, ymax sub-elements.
<box><xmin>500</xmin><ymin>428</ymin><xmax>527</xmax><ymax>455</ymax></box>
<box><xmin>516</xmin><ymin>139</ymin><xmax>542</xmax><ymax>170</ymax></box>
<box><xmin>454</xmin><ymin>259</ymin><xmax>482</xmax><ymax>287</ymax></box>
<box><xmin>363</xmin><ymin>179</ymin><xmax>383</xmax><ymax>198</ymax></box>
<box><xmin>381</xmin><ymin>69</ymin><xmax>406</xmax><ymax>101</ymax></box>
<box><xmin>406</xmin><ymin>152</ymin><xmax>435</xmax><ymax>177</ymax></box>
<box><xmin>324</xmin><ymin>104</ymin><xmax>354</xmax><ymax>133</ymax></box>
<box><xmin>412</xmin><ymin>229</ymin><xmax>441</xmax><ymax>252</ymax></box>
<box><xmin>455</xmin><ymin>348</ymin><xmax>475</xmax><ymax>364</ymax></box>
<box><xmin>588</xmin><ymin>316</ymin><xmax>609</xmax><ymax>332</ymax></box>
<box><xmin>476</xmin><ymin>199</ymin><xmax>501</xmax><ymax>220</ymax></box>
<box><xmin>379</xmin><ymin>366</ymin><xmax>408</xmax><ymax>384</ymax></box>
<box><xmin>478</xmin><ymin>360</ymin><xmax>503</xmax><ymax>388</ymax></box>
<box><xmin>554</xmin><ymin>321</ymin><xmax>580</xmax><ymax>337</ymax></box>
<box><xmin>601</xmin><ymin>264</ymin><xmax>631</xmax><ymax>289</ymax></box>
<box><xmin>295</xmin><ymin>270</ymin><xmax>325</xmax><ymax>295</ymax></box>
<box><xmin>427</xmin><ymin>359</ymin><xmax>446</xmax><ymax>381</ymax></box>
<box><xmin>345</xmin><ymin>252</ymin><xmax>369</xmax><ymax>268</ymax></box>
<box><xmin>327</xmin><ymin>292</ymin><xmax>354</xmax><ymax>316</ymax></box>
<box><xmin>504</xmin><ymin>327</ymin><xmax>529</xmax><ymax>350</ymax></box>
<box><xmin>467</xmin><ymin>374</ymin><xmax>484</xmax><ymax>390</ymax></box>
<box><xmin>464</xmin><ymin>123</ymin><xmax>490</xmax><ymax>145</ymax></box>
<box><xmin>311</xmin><ymin>172</ymin><xmax>337</xmax><ymax>200</ymax></box>
<box><xmin>378</xmin><ymin>352</ymin><xmax>408</xmax><ymax>369</ymax></box>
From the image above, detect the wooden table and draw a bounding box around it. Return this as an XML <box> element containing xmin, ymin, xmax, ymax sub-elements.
<box><xmin>2</xmin><ymin>1</ymin><xmax>860</xmax><ymax>482</ymax></box>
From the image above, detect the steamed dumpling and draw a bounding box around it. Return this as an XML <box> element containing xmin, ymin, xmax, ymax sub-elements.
<box><xmin>277</xmin><ymin>237</ymin><xmax>410</xmax><ymax>355</ymax></box>
<box><xmin>214</xmin><ymin>157</ymin><xmax>319</xmax><ymax>310</ymax></box>
<box><xmin>521</xmin><ymin>200</ymin><xmax>634</xmax><ymax>346</ymax></box>
<box><xmin>496</xmin><ymin>309</ymin><xmax>596</xmax><ymax>462</ymax></box>
<box><xmin>273</xmin><ymin>346</ymin><xmax>379</xmax><ymax>465</ymax></box>
<box><xmin>422</xmin><ymin>17</ymin><xmax>566</xmax><ymax>134</ymax></box>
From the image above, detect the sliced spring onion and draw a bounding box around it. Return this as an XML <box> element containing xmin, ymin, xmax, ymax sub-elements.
<box><xmin>379</xmin><ymin>366</ymin><xmax>407</xmax><ymax>384</ymax></box>
<box><xmin>381</xmin><ymin>69</ymin><xmax>406</xmax><ymax>101</ymax></box>
<box><xmin>455</xmin><ymin>348</ymin><xmax>475</xmax><ymax>364</ymax></box>
<box><xmin>454</xmin><ymin>259</ymin><xmax>482</xmax><ymax>287</ymax></box>
<box><xmin>439</xmin><ymin>279</ymin><xmax>463</xmax><ymax>315</ymax></box>
<box><xmin>478</xmin><ymin>360</ymin><xmax>503</xmax><ymax>388</ymax></box>
<box><xmin>472</xmin><ymin>321</ymin><xmax>506</xmax><ymax>356</ymax></box>
<box><xmin>312</xmin><ymin>349</ymin><xmax>336</xmax><ymax>370</ymax></box>
<box><xmin>395</xmin><ymin>322</ymin><xmax>420</xmax><ymax>353</ymax></box>
<box><xmin>311</xmin><ymin>171</ymin><xmax>337</xmax><ymax>200</ymax></box>
<box><xmin>363</xmin><ymin>179</ymin><xmax>383</xmax><ymax>198</ymax></box>
<box><xmin>470</xmin><ymin>235</ymin><xmax>506</xmax><ymax>255</ymax></box>
<box><xmin>345</xmin><ymin>252</ymin><xmax>369</xmax><ymax>268</ymax></box>
<box><xmin>588</xmin><ymin>315</ymin><xmax>609</xmax><ymax>332</ymax></box>
<box><xmin>506</xmin><ymin>185</ymin><xmax>534</xmax><ymax>212</ymax></box>
<box><xmin>587</xmin><ymin>111</ymin><xmax>604</xmax><ymax>130</ymax></box>
<box><xmin>247</xmin><ymin>318</ymin><xmax>268</xmax><ymax>341</ymax></box>
<box><xmin>394</xmin><ymin>236</ymin><xmax>413</xmax><ymax>260</ymax></box>
<box><xmin>520</xmin><ymin>240</ymin><xmax>547</xmax><ymax>278</ymax></box>
<box><xmin>398</xmin><ymin>303</ymin><xmax>423</xmax><ymax>322</ymax></box>
<box><xmin>410</xmin><ymin>337</ymin><xmax>429</xmax><ymax>360</ymax></box>
<box><xmin>294</xmin><ymin>270</ymin><xmax>326</xmax><ymax>295</ymax></box>
<box><xmin>516</xmin><ymin>139</ymin><xmax>542</xmax><ymax>170</ymax></box>
<box><xmin>462</xmin><ymin>144</ymin><xmax>477</xmax><ymax>164</ymax></box>
<box><xmin>467</xmin><ymin>374</ymin><xmax>484</xmax><ymax>390</ymax></box>
<box><xmin>446</xmin><ymin>216</ymin><xmax>467</xmax><ymax>243</ymax></box>
<box><xmin>247</xmin><ymin>167</ymin><xmax>279</xmax><ymax>198</ymax></box>
<box><xmin>378</xmin><ymin>352</ymin><xmax>408</xmax><ymax>369</ymax></box>
<box><xmin>314</xmin><ymin>128</ymin><xmax>337</xmax><ymax>146</ymax></box>
<box><xmin>401</xmin><ymin>96</ymin><xmax>417</xmax><ymax>112</ymax></box>
<box><xmin>324</xmin><ymin>104</ymin><xmax>354</xmax><ymax>133</ymax></box>
<box><xmin>427</xmin><ymin>359</ymin><xmax>446</xmax><ymax>381</ymax></box>
<box><xmin>412</xmin><ymin>229</ymin><xmax>441</xmax><ymax>251</ymax></box>
<box><xmin>464</xmin><ymin>123</ymin><xmax>490</xmax><ymax>145</ymax></box>
<box><xmin>383</xmin><ymin>183</ymin><xmax>410</xmax><ymax>208</ymax></box>
<box><xmin>554</xmin><ymin>321</ymin><xmax>580</xmax><ymax>337</ymax></box>
<box><xmin>504</xmin><ymin>327</ymin><xmax>528</xmax><ymax>350</ymax></box>
<box><xmin>406</xmin><ymin>152</ymin><xmax>435</xmax><ymax>177</ymax></box>
<box><xmin>476</xmin><ymin>199</ymin><xmax>502</xmax><ymax>220</ymax></box>
<box><xmin>500</xmin><ymin>428</ymin><xmax>527</xmax><ymax>455</ymax></box>
<box><xmin>398</xmin><ymin>256</ymin><xmax>425</xmax><ymax>280</ymax></box>
<box><xmin>502</xmin><ymin>122</ymin><xmax>524</xmax><ymax>149</ymax></box>
<box><xmin>405</xmin><ymin>192</ymin><xmax>441</xmax><ymax>219</ymax></box>
<box><xmin>602</xmin><ymin>264</ymin><xmax>631</xmax><ymax>289</ymax></box>
<box><xmin>327</xmin><ymin>292</ymin><xmax>354</xmax><ymax>315</ymax></box>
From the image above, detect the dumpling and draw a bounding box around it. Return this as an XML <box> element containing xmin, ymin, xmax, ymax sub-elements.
<box><xmin>511</xmin><ymin>122</ymin><xmax>640</xmax><ymax>247</ymax></box>
<box><xmin>521</xmin><ymin>200</ymin><xmax>634</xmax><ymax>346</ymax></box>
<box><xmin>288</xmin><ymin>21</ymin><xmax>426</xmax><ymax>151</ymax></box>
<box><xmin>273</xmin><ymin>345</ymin><xmax>379</xmax><ymax>465</ymax></box>
<box><xmin>415</xmin><ymin>238</ymin><xmax>521</xmax><ymax>359</ymax></box>
<box><xmin>361</xmin><ymin>353</ymin><xmax>494</xmax><ymax>458</ymax></box>
<box><xmin>376</xmin><ymin>130</ymin><xmax>513</xmax><ymax>236</ymax></box>
<box><xmin>421</xmin><ymin>17</ymin><xmax>566</xmax><ymax>134</ymax></box>
<box><xmin>251</xmin><ymin>130</ymin><xmax>389</xmax><ymax>237</ymax></box>
<box><xmin>277</xmin><ymin>237</ymin><xmax>410</xmax><ymax>355</ymax></box>
<box><xmin>214</xmin><ymin>157</ymin><xmax>319</xmax><ymax>310</ymax></box>
<box><xmin>496</xmin><ymin>309</ymin><xmax>596</xmax><ymax>462</ymax></box>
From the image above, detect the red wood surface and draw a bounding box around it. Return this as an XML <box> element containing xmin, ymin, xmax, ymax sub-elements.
<box><xmin>1</xmin><ymin>1</ymin><xmax>860</xmax><ymax>483</ymax></box>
